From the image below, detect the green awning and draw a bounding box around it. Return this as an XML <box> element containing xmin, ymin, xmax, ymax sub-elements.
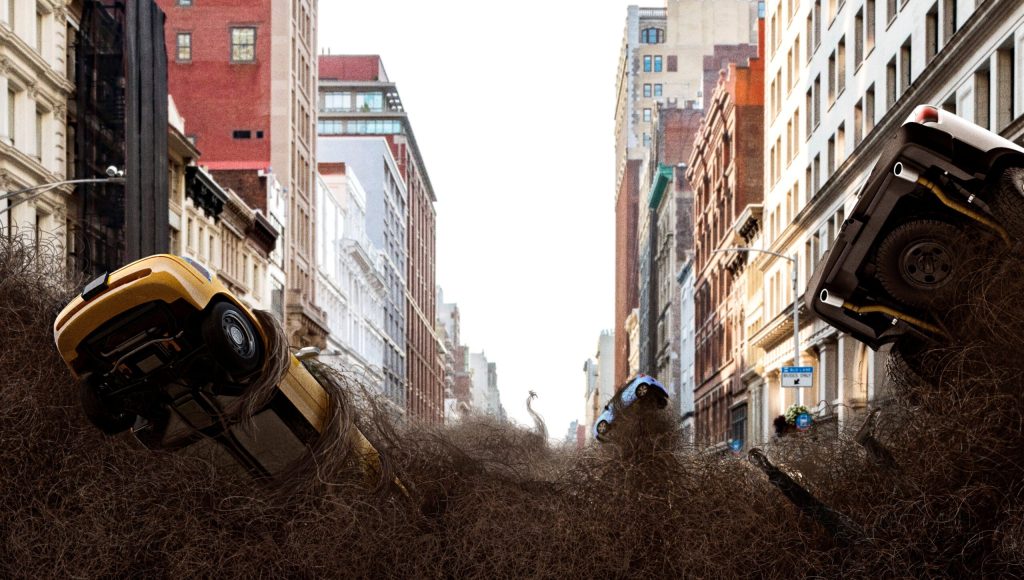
<box><xmin>647</xmin><ymin>163</ymin><xmax>673</xmax><ymax>210</ymax></box>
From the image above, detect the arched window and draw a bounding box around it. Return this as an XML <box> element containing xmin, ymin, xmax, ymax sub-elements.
<box><xmin>641</xmin><ymin>27</ymin><xmax>664</xmax><ymax>43</ymax></box>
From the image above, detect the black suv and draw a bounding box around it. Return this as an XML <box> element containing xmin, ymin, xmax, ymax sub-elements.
<box><xmin>806</xmin><ymin>105</ymin><xmax>1024</xmax><ymax>351</ymax></box>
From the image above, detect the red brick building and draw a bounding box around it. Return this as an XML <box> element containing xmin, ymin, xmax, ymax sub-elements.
<box><xmin>318</xmin><ymin>56</ymin><xmax>444</xmax><ymax>424</ymax></box>
<box><xmin>687</xmin><ymin>25</ymin><xmax>764</xmax><ymax>448</ymax></box>
<box><xmin>156</xmin><ymin>0</ymin><xmax>327</xmax><ymax>348</ymax></box>
<box><xmin>614</xmin><ymin>158</ymin><xmax>642</xmax><ymax>387</ymax></box>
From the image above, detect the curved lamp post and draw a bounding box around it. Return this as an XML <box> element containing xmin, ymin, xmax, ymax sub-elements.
<box><xmin>711</xmin><ymin>247</ymin><xmax>804</xmax><ymax>405</ymax></box>
<box><xmin>0</xmin><ymin>171</ymin><xmax>126</xmax><ymax>216</ymax></box>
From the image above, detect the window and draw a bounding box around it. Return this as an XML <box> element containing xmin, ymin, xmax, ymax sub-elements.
<box><xmin>837</xmin><ymin>122</ymin><xmax>846</xmax><ymax>166</ymax></box>
<box><xmin>176</xmin><ymin>32</ymin><xmax>191</xmax><ymax>61</ymax></box>
<box><xmin>975</xmin><ymin>65</ymin><xmax>991</xmax><ymax>130</ymax></box>
<box><xmin>814</xmin><ymin>0</ymin><xmax>821</xmax><ymax>47</ymax></box>
<box><xmin>806</xmin><ymin>87</ymin><xmax>814</xmax><ymax>137</ymax></box>
<box><xmin>865</xmin><ymin>84</ymin><xmax>876</xmax><ymax>135</ymax></box>
<box><xmin>6</xmin><ymin>0</ymin><xmax>12</xmax><ymax>27</ymax></box>
<box><xmin>942</xmin><ymin>0</ymin><xmax>957</xmax><ymax>43</ymax></box>
<box><xmin>887</xmin><ymin>0</ymin><xmax>896</xmax><ymax>22</ymax></box>
<box><xmin>730</xmin><ymin>404</ymin><xmax>747</xmax><ymax>445</ymax></box>
<box><xmin>230</xmin><ymin>27</ymin><xmax>256</xmax><ymax>63</ymax></box>
<box><xmin>851</xmin><ymin>100</ymin><xmax>860</xmax><ymax>146</ymax></box>
<box><xmin>813</xmin><ymin>75</ymin><xmax>821</xmax><ymax>127</ymax></box>
<box><xmin>643</xmin><ymin>55</ymin><xmax>652</xmax><ymax>72</ymax></box>
<box><xmin>654</xmin><ymin>55</ymin><xmax>663</xmax><ymax>72</ymax></box>
<box><xmin>177</xmin><ymin>0</ymin><xmax>193</xmax><ymax>5</ymax></box>
<box><xmin>866</xmin><ymin>0</ymin><xmax>876</xmax><ymax>52</ymax></box>
<box><xmin>926</xmin><ymin>4</ymin><xmax>939</xmax><ymax>63</ymax></box>
<box><xmin>6</xmin><ymin>89</ymin><xmax>13</xmax><ymax>146</ymax></box>
<box><xmin>900</xmin><ymin>37</ymin><xmax>912</xmax><ymax>94</ymax></box>
<box><xmin>644</xmin><ymin>83</ymin><xmax>652</xmax><ymax>98</ymax></box>
<box><xmin>855</xmin><ymin>9</ymin><xmax>864</xmax><ymax>65</ymax></box>
<box><xmin>35</xmin><ymin>107</ymin><xmax>43</xmax><ymax>160</ymax></box>
<box><xmin>324</xmin><ymin>91</ymin><xmax>351</xmax><ymax>111</ymax></box>
<box><xmin>643</xmin><ymin>108</ymin><xmax>651</xmax><ymax>122</ymax></box>
<box><xmin>318</xmin><ymin>119</ymin><xmax>342</xmax><ymax>134</ymax></box>
<box><xmin>232</xmin><ymin>130</ymin><xmax>251</xmax><ymax>139</ymax></box>
<box><xmin>787</xmin><ymin>48</ymin><xmax>794</xmax><ymax>91</ymax></box>
<box><xmin>886</xmin><ymin>56</ymin><xmax>897</xmax><ymax>107</ymax></box>
<box><xmin>641</xmin><ymin>27</ymin><xmax>664</xmax><ymax>43</ymax></box>
<box><xmin>837</xmin><ymin>36</ymin><xmax>846</xmax><ymax>95</ymax></box>
<box><xmin>355</xmin><ymin>92</ymin><xmax>383</xmax><ymax>111</ymax></box>
<box><xmin>35</xmin><ymin>9</ymin><xmax>42</xmax><ymax>54</ymax></box>
<box><xmin>828</xmin><ymin>50</ymin><xmax>836</xmax><ymax>104</ymax></box>
<box><xmin>996</xmin><ymin>40</ymin><xmax>1015</xmax><ymax>131</ymax></box>
<box><xmin>813</xmin><ymin>154</ymin><xmax>821</xmax><ymax>195</ymax></box>
<box><xmin>654</xmin><ymin>84</ymin><xmax>663</xmax><ymax>97</ymax></box>
<box><xmin>667</xmin><ymin>55</ymin><xmax>677</xmax><ymax>72</ymax></box>
<box><xmin>827</xmin><ymin>134</ymin><xmax>836</xmax><ymax>176</ymax></box>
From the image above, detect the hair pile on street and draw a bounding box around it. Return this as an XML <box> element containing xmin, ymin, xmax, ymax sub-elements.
<box><xmin>2</xmin><ymin>229</ymin><xmax>1024</xmax><ymax>578</ymax></box>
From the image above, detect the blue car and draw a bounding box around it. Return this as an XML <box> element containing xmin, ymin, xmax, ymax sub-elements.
<box><xmin>593</xmin><ymin>374</ymin><xmax>670</xmax><ymax>441</ymax></box>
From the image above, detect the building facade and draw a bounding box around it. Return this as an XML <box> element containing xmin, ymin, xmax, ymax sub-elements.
<box><xmin>168</xmin><ymin>98</ymin><xmax>278</xmax><ymax>314</ymax></box>
<box><xmin>582</xmin><ymin>330</ymin><xmax>615</xmax><ymax>440</ymax></box>
<box><xmin>614</xmin><ymin>0</ymin><xmax>759</xmax><ymax>387</ymax></box>
<box><xmin>0</xmin><ymin>0</ymin><xmax>73</xmax><ymax>254</ymax></box>
<box><xmin>157</xmin><ymin>0</ymin><xmax>326</xmax><ymax>349</ymax></box>
<box><xmin>678</xmin><ymin>262</ymin><xmax>696</xmax><ymax>440</ymax></box>
<box><xmin>318</xmin><ymin>55</ymin><xmax>444</xmax><ymax>424</ymax></box>
<box><xmin>687</xmin><ymin>30</ymin><xmax>764</xmax><ymax>449</ymax></box>
<box><xmin>319</xmin><ymin>137</ymin><xmax>408</xmax><ymax>412</ymax></box>
<box><xmin>315</xmin><ymin>163</ymin><xmax>387</xmax><ymax>389</ymax></box>
<box><xmin>752</xmin><ymin>0</ymin><xmax>1024</xmax><ymax>443</ymax></box>
<box><xmin>437</xmin><ymin>288</ymin><xmax>470</xmax><ymax>423</ymax></box>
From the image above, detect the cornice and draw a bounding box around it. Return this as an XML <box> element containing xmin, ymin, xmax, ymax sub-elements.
<box><xmin>0</xmin><ymin>34</ymin><xmax>74</xmax><ymax>96</ymax></box>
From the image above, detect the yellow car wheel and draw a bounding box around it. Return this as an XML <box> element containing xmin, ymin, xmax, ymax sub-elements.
<box><xmin>201</xmin><ymin>301</ymin><xmax>262</xmax><ymax>375</ymax></box>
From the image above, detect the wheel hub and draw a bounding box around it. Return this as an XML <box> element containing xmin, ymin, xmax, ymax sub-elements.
<box><xmin>899</xmin><ymin>240</ymin><xmax>953</xmax><ymax>288</ymax></box>
<box><xmin>221</xmin><ymin>312</ymin><xmax>255</xmax><ymax>357</ymax></box>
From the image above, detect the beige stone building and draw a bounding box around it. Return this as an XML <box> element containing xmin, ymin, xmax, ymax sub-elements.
<box><xmin>168</xmin><ymin>99</ymin><xmax>278</xmax><ymax>312</ymax></box>
<box><xmin>0</xmin><ymin>0</ymin><xmax>73</xmax><ymax>252</ymax></box>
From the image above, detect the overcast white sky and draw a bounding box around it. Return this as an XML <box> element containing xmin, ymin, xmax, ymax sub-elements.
<box><xmin>318</xmin><ymin>0</ymin><xmax>639</xmax><ymax>435</ymax></box>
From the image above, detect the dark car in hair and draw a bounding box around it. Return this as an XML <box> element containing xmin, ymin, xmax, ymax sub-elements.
<box><xmin>806</xmin><ymin>105</ymin><xmax>1024</xmax><ymax>354</ymax></box>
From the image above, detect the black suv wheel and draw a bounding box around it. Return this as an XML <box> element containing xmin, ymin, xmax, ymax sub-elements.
<box><xmin>875</xmin><ymin>220</ymin><xmax>963</xmax><ymax>308</ymax></box>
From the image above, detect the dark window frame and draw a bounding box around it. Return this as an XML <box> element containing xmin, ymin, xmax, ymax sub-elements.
<box><xmin>176</xmin><ymin>31</ymin><xmax>192</xmax><ymax>62</ymax></box>
<box><xmin>230</xmin><ymin>26</ymin><xmax>256</xmax><ymax>63</ymax></box>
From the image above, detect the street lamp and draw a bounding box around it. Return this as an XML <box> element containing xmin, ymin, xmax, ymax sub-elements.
<box><xmin>0</xmin><ymin>168</ymin><xmax>126</xmax><ymax>216</ymax></box>
<box><xmin>711</xmin><ymin>247</ymin><xmax>804</xmax><ymax>404</ymax></box>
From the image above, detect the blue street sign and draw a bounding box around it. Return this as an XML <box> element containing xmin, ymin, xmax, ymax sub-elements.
<box><xmin>795</xmin><ymin>413</ymin><xmax>813</xmax><ymax>430</ymax></box>
<box><xmin>782</xmin><ymin>366</ymin><xmax>814</xmax><ymax>388</ymax></box>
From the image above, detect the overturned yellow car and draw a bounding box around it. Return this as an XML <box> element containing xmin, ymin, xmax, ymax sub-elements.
<box><xmin>53</xmin><ymin>254</ymin><xmax>385</xmax><ymax>482</ymax></box>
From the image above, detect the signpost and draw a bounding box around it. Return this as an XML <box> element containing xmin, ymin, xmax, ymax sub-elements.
<box><xmin>781</xmin><ymin>366</ymin><xmax>814</xmax><ymax>388</ymax></box>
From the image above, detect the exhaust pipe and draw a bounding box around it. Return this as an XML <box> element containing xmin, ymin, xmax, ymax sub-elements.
<box><xmin>819</xmin><ymin>289</ymin><xmax>845</xmax><ymax>307</ymax></box>
<box><xmin>893</xmin><ymin>162</ymin><xmax>919</xmax><ymax>183</ymax></box>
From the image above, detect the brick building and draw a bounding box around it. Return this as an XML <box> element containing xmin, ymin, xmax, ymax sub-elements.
<box><xmin>613</xmin><ymin>0</ymin><xmax>757</xmax><ymax>388</ymax></box>
<box><xmin>687</xmin><ymin>25</ymin><xmax>764</xmax><ymax>448</ymax></box>
<box><xmin>156</xmin><ymin>0</ymin><xmax>327</xmax><ymax>349</ymax></box>
<box><xmin>318</xmin><ymin>55</ymin><xmax>443</xmax><ymax>424</ymax></box>
<box><xmin>639</xmin><ymin>104</ymin><xmax>702</xmax><ymax>413</ymax></box>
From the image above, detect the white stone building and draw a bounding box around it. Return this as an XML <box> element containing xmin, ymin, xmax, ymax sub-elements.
<box><xmin>752</xmin><ymin>0</ymin><xmax>1024</xmax><ymax>443</ymax></box>
<box><xmin>315</xmin><ymin>164</ymin><xmax>387</xmax><ymax>389</ymax></box>
<box><xmin>678</xmin><ymin>261</ymin><xmax>696</xmax><ymax>442</ymax></box>
<box><xmin>0</xmin><ymin>1</ymin><xmax>73</xmax><ymax>253</ymax></box>
<box><xmin>582</xmin><ymin>330</ymin><xmax>616</xmax><ymax>441</ymax></box>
